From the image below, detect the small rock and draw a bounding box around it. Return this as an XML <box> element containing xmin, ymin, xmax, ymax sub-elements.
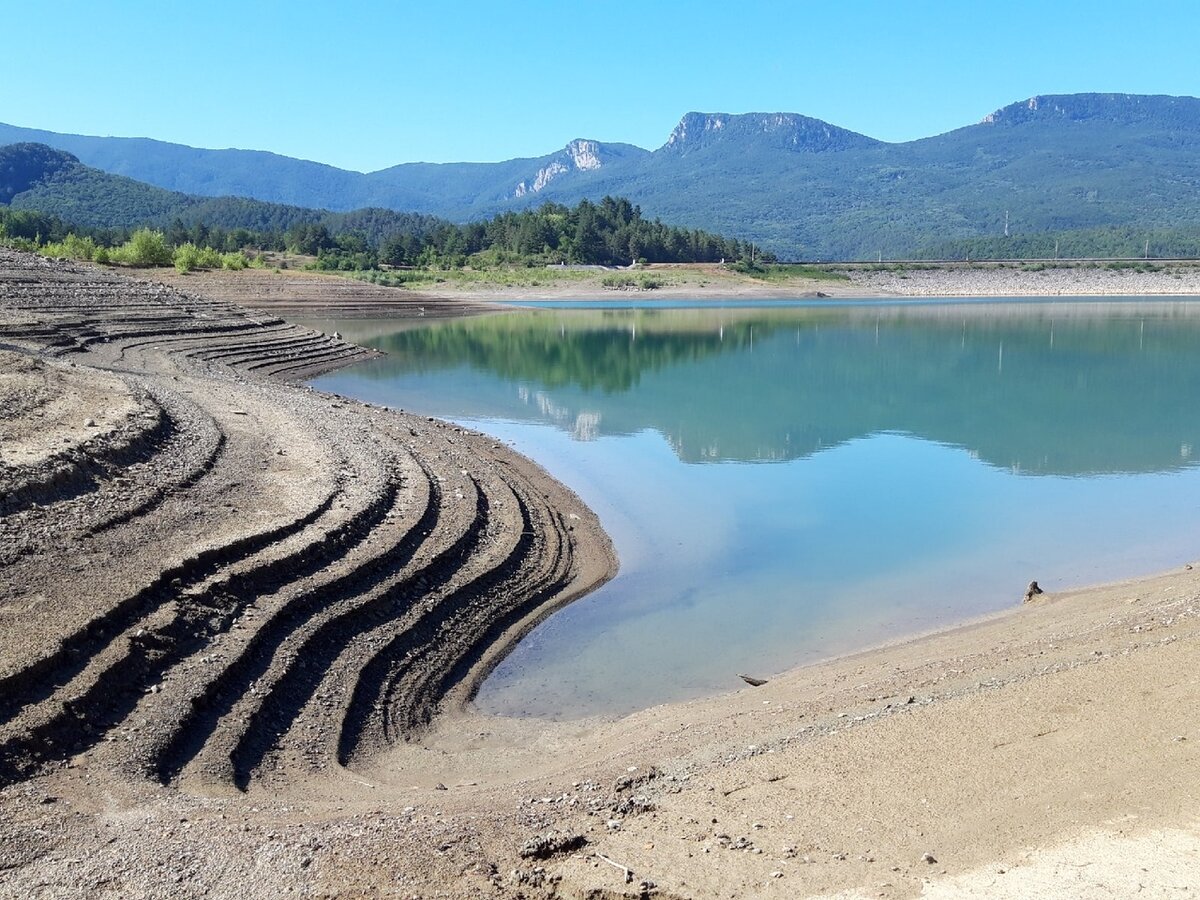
<box><xmin>923</xmin><ymin>852</ymin><xmax>938</xmax><ymax>864</ymax></box>
<box><xmin>84</xmin><ymin>418</ymin><xmax>97</xmax><ymax>427</ymax></box>
<box><xmin>519</xmin><ymin>831</ymin><xmax>587</xmax><ymax>860</ymax></box>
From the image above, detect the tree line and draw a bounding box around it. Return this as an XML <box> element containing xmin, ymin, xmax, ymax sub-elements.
<box><xmin>301</xmin><ymin>196</ymin><xmax>763</xmax><ymax>270</ymax></box>
<box><xmin>2</xmin><ymin>196</ymin><xmax>765</xmax><ymax>271</ymax></box>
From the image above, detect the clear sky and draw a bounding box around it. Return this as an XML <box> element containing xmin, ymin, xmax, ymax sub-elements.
<box><xmin>3</xmin><ymin>0</ymin><xmax>1197</xmax><ymax>172</ymax></box>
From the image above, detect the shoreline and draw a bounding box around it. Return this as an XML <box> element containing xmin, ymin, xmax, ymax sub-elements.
<box><xmin>140</xmin><ymin>259</ymin><xmax>1200</xmax><ymax>317</ymax></box>
<box><xmin>2</xmin><ymin>253</ymin><xmax>1199</xmax><ymax>898</ymax></box>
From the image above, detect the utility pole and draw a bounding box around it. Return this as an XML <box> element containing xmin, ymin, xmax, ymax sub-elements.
<box><xmin>1145</xmin><ymin>239</ymin><xmax>1150</xmax><ymax>260</ymax></box>
<box><xmin>1004</xmin><ymin>210</ymin><xmax>1010</xmax><ymax>238</ymax></box>
<box><xmin>1054</xmin><ymin>239</ymin><xmax>1059</xmax><ymax>260</ymax></box>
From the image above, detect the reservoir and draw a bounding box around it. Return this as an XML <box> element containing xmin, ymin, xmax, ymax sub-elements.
<box><xmin>308</xmin><ymin>299</ymin><xmax>1200</xmax><ymax>719</ymax></box>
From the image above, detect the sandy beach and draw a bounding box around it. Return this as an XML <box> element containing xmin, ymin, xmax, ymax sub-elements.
<box><xmin>2</xmin><ymin>252</ymin><xmax>1199</xmax><ymax>899</ymax></box>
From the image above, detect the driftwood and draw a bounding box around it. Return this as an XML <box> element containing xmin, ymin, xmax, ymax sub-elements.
<box><xmin>594</xmin><ymin>852</ymin><xmax>633</xmax><ymax>884</ymax></box>
<box><xmin>737</xmin><ymin>673</ymin><xmax>768</xmax><ymax>687</ymax></box>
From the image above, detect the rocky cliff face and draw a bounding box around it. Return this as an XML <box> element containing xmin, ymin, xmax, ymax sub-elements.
<box><xmin>513</xmin><ymin>139</ymin><xmax>611</xmax><ymax>198</ymax></box>
<box><xmin>980</xmin><ymin>93</ymin><xmax>1200</xmax><ymax>127</ymax></box>
<box><xmin>661</xmin><ymin>111</ymin><xmax>881</xmax><ymax>154</ymax></box>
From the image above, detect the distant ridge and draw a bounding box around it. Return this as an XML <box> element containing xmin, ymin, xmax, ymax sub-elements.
<box><xmin>0</xmin><ymin>143</ymin><xmax>446</xmax><ymax>242</ymax></box>
<box><xmin>662</xmin><ymin>111</ymin><xmax>881</xmax><ymax>154</ymax></box>
<box><xmin>980</xmin><ymin>93</ymin><xmax>1200</xmax><ymax>127</ymax></box>
<box><xmin>5</xmin><ymin>93</ymin><xmax>1200</xmax><ymax>258</ymax></box>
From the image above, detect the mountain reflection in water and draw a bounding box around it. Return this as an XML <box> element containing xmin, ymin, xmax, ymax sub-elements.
<box><xmin>321</xmin><ymin>303</ymin><xmax>1200</xmax><ymax>476</ymax></box>
<box><xmin>309</xmin><ymin>300</ymin><xmax>1200</xmax><ymax>717</ymax></box>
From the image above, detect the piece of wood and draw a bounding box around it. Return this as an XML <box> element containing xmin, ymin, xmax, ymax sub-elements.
<box><xmin>594</xmin><ymin>852</ymin><xmax>633</xmax><ymax>884</ymax></box>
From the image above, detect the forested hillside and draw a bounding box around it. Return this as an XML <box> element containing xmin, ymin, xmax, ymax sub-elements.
<box><xmin>6</xmin><ymin>94</ymin><xmax>1200</xmax><ymax>259</ymax></box>
<box><xmin>0</xmin><ymin>144</ymin><xmax>752</xmax><ymax>270</ymax></box>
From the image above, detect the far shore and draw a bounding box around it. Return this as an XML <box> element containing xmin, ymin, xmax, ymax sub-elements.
<box><xmin>140</xmin><ymin>260</ymin><xmax>1200</xmax><ymax>320</ymax></box>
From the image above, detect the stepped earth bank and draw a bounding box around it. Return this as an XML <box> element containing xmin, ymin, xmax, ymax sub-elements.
<box><xmin>0</xmin><ymin>249</ymin><xmax>615</xmax><ymax>792</ymax></box>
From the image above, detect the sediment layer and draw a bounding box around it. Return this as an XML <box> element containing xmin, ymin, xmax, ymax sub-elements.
<box><xmin>0</xmin><ymin>249</ymin><xmax>614</xmax><ymax>794</ymax></box>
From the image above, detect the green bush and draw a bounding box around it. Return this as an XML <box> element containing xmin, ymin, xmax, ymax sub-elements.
<box><xmin>602</xmin><ymin>275</ymin><xmax>636</xmax><ymax>289</ymax></box>
<box><xmin>110</xmin><ymin>228</ymin><xmax>172</xmax><ymax>267</ymax></box>
<box><xmin>40</xmin><ymin>232</ymin><xmax>99</xmax><ymax>261</ymax></box>
<box><xmin>173</xmin><ymin>242</ymin><xmax>203</xmax><ymax>273</ymax></box>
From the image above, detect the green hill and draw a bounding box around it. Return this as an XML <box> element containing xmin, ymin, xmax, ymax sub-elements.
<box><xmin>6</xmin><ymin>94</ymin><xmax>1200</xmax><ymax>259</ymax></box>
<box><xmin>0</xmin><ymin>143</ymin><xmax>446</xmax><ymax>244</ymax></box>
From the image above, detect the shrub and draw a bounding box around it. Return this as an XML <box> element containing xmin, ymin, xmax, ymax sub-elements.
<box><xmin>41</xmin><ymin>232</ymin><xmax>99</xmax><ymax>261</ymax></box>
<box><xmin>110</xmin><ymin>229</ymin><xmax>172</xmax><ymax>267</ymax></box>
<box><xmin>173</xmin><ymin>242</ymin><xmax>203</xmax><ymax>273</ymax></box>
<box><xmin>602</xmin><ymin>275</ymin><xmax>636</xmax><ymax>289</ymax></box>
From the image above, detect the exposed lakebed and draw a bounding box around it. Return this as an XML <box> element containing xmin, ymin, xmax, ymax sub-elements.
<box><xmin>308</xmin><ymin>299</ymin><xmax>1200</xmax><ymax>718</ymax></box>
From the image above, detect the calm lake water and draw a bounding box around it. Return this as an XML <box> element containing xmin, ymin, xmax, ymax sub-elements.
<box><xmin>308</xmin><ymin>299</ymin><xmax>1200</xmax><ymax>719</ymax></box>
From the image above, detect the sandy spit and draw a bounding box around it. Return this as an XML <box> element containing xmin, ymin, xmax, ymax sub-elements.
<box><xmin>1</xmin><ymin>254</ymin><xmax>1198</xmax><ymax>899</ymax></box>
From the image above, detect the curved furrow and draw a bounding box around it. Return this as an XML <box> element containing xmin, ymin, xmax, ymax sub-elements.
<box><xmin>88</xmin><ymin>430</ymin><xmax>227</xmax><ymax>536</ymax></box>
<box><xmin>109</xmin><ymin>319</ymin><xmax>291</xmax><ymax>352</ymax></box>
<box><xmin>219</xmin><ymin>472</ymin><xmax>495</xmax><ymax>790</ymax></box>
<box><xmin>116</xmin><ymin>320</ymin><xmax>291</xmax><ymax>356</ymax></box>
<box><xmin>0</xmin><ymin>484</ymin><xmax>338</xmax><ymax>730</ymax></box>
<box><xmin>240</xmin><ymin>341</ymin><xmax>357</xmax><ymax>375</ymax></box>
<box><xmin>186</xmin><ymin>329</ymin><xmax>332</xmax><ymax>363</ymax></box>
<box><xmin>50</xmin><ymin>380</ymin><xmax>227</xmax><ymax>538</ymax></box>
<box><xmin>0</xmin><ymin>393</ymin><xmax>172</xmax><ymax>517</ymax></box>
<box><xmin>0</xmin><ymin>462</ymin><xmax>399</xmax><ymax>786</ymax></box>
<box><xmin>150</xmin><ymin>451</ymin><xmax>439</xmax><ymax>785</ymax></box>
<box><xmin>379</xmin><ymin>489</ymin><xmax>575</xmax><ymax>744</ymax></box>
<box><xmin>337</xmin><ymin>481</ymin><xmax>559</xmax><ymax>765</ymax></box>
<box><xmin>0</xmin><ymin>250</ymin><xmax>618</xmax><ymax>800</ymax></box>
<box><xmin>115</xmin><ymin>326</ymin><xmax>319</xmax><ymax>369</ymax></box>
<box><xmin>260</xmin><ymin>347</ymin><xmax>377</xmax><ymax>381</ymax></box>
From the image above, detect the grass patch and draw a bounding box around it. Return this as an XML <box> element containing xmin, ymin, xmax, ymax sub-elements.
<box><xmin>348</xmin><ymin>266</ymin><xmax>603</xmax><ymax>290</ymax></box>
<box><xmin>733</xmin><ymin>262</ymin><xmax>850</xmax><ymax>282</ymax></box>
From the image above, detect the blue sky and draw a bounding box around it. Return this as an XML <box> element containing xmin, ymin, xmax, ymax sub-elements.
<box><xmin>3</xmin><ymin>0</ymin><xmax>1197</xmax><ymax>172</ymax></box>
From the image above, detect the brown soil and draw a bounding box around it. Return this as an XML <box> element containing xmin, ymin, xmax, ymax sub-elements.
<box><xmin>147</xmin><ymin>267</ymin><xmax>495</xmax><ymax>318</ymax></box>
<box><xmin>2</xmin><ymin>250</ymin><xmax>1199</xmax><ymax>899</ymax></box>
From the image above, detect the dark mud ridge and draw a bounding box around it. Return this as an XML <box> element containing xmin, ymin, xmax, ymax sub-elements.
<box><xmin>0</xmin><ymin>249</ymin><xmax>614</xmax><ymax>794</ymax></box>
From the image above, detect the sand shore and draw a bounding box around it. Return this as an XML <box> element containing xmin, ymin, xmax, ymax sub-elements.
<box><xmin>2</xmin><ymin>253</ymin><xmax>1198</xmax><ymax>898</ymax></box>
<box><xmin>143</xmin><ymin>259</ymin><xmax>1200</xmax><ymax>316</ymax></box>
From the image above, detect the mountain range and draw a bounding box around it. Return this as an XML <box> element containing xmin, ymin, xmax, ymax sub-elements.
<box><xmin>4</xmin><ymin>93</ymin><xmax>1200</xmax><ymax>259</ymax></box>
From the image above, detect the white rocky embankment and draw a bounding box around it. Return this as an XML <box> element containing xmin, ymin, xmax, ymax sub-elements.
<box><xmin>854</xmin><ymin>264</ymin><xmax>1200</xmax><ymax>297</ymax></box>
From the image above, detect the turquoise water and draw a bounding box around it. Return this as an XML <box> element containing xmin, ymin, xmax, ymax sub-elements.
<box><xmin>308</xmin><ymin>300</ymin><xmax>1200</xmax><ymax>719</ymax></box>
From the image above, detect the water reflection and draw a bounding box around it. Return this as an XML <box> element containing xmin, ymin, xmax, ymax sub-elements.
<box><xmin>319</xmin><ymin>302</ymin><xmax>1200</xmax><ymax>476</ymax></box>
<box><xmin>309</xmin><ymin>301</ymin><xmax>1200</xmax><ymax>718</ymax></box>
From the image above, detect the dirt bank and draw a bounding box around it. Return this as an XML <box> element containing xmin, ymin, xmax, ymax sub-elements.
<box><xmin>2</xmin><ymin>250</ymin><xmax>1198</xmax><ymax>899</ymax></box>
